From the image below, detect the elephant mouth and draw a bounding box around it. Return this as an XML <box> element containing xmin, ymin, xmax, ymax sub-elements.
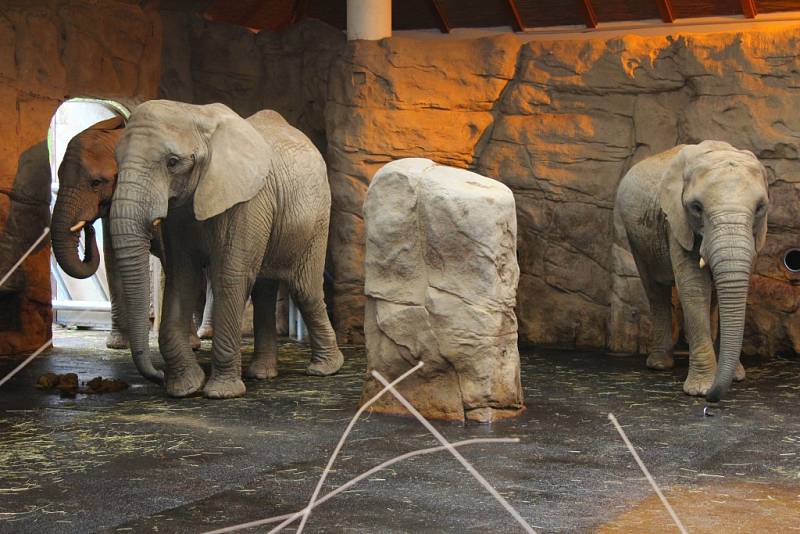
<box><xmin>98</xmin><ymin>200</ymin><xmax>112</xmax><ymax>218</ymax></box>
<box><xmin>783</xmin><ymin>249</ymin><xmax>800</xmax><ymax>273</ymax></box>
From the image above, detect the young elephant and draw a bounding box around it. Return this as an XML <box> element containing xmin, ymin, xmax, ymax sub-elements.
<box><xmin>616</xmin><ymin>141</ymin><xmax>769</xmax><ymax>402</ymax></box>
<box><xmin>110</xmin><ymin>101</ymin><xmax>343</xmax><ymax>399</ymax></box>
<box><xmin>50</xmin><ymin>116</ymin><xmax>210</xmax><ymax>380</ymax></box>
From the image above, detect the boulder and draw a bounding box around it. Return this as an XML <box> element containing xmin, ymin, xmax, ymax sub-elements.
<box><xmin>361</xmin><ymin>158</ymin><xmax>524</xmax><ymax>423</ymax></box>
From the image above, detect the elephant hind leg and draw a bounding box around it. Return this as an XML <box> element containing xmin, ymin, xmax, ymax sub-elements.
<box><xmin>246</xmin><ymin>278</ymin><xmax>279</xmax><ymax>379</ymax></box>
<box><xmin>643</xmin><ymin>279</ymin><xmax>676</xmax><ymax>371</ymax></box>
<box><xmin>103</xmin><ymin>217</ymin><xmax>130</xmax><ymax>350</ymax></box>
<box><xmin>289</xmin><ymin>281</ymin><xmax>343</xmax><ymax>377</ymax></box>
<box><xmin>106</xmin><ymin>330</ymin><xmax>129</xmax><ymax>350</ymax></box>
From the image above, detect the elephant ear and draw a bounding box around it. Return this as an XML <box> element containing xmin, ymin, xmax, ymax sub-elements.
<box><xmin>754</xmin><ymin>161</ymin><xmax>770</xmax><ymax>253</ymax></box>
<box><xmin>89</xmin><ymin>115</ymin><xmax>126</xmax><ymax>131</ymax></box>
<box><xmin>194</xmin><ymin>115</ymin><xmax>272</xmax><ymax>221</ymax></box>
<box><xmin>658</xmin><ymin>147</ymin><xmax>695</xmax><ymax>251</ymax></box>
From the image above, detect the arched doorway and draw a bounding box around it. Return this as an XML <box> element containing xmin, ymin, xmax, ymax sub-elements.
<box><xmin>47</xmin><ymin>98</ymin><xmax>130</xmax><ymax>329</ymax></box>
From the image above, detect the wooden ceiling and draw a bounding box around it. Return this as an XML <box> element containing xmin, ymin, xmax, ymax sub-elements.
<box><xmin>204</xmin><ymin>0</ymin><xmax>800</xmax><ymax>32</ymax></box>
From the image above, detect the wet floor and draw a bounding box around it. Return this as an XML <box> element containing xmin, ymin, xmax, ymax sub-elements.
<box><xmin>0</xmin><ymin>328</ymin><xmax>798</xmax><ymax>533</ymax></box>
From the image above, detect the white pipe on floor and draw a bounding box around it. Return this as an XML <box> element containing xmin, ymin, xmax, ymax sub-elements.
<box><xmin>52</xmin><ymin>300</ymin><xmax>111</xmax><ymax>312</ymax></box>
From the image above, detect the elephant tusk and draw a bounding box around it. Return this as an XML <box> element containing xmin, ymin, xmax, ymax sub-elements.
<box><xmin>152</xmin><ymin>218</ymin><xmax>162</xmax><ymax>229</ymax></box>
<box><xmin>70</xmin><ymin>221</ymin><xmax>86</xmax><ymax>233</ymax></box>
<box><xmin>699</xmin><ymin>257</ymin><xmax>706</xmax><ymax>269</ymax></box>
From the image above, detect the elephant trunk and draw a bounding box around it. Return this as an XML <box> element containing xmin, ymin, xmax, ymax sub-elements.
<box><xmin>705</xmin><ymin>218</ymin><xmax>755</xmax><ymax>403</ymax></box>
<box><xmin>110</xmin><ymin>178</ymin><xmax>164</xmax><ymax>383</ymax></box>
<box><xmin>51</xmin><ymin>189</ymin><xmax>100</xmax><ymax>279</ymax></box>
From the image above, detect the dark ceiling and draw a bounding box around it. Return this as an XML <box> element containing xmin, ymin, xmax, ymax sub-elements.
<box><xmin>204</xmin><ymin>0</ymin><xmax>800</xmax><ymax>33</ymax></box>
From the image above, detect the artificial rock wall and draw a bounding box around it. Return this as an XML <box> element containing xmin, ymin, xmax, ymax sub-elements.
<box><xmin>0</xmin><ymin>0</ymin><xmax>161</xmax><ymax>354</ymax></box>
<box><xmin>159</xmin><ymin>12</ymin><xmax>345</xmax><ymax>155</ymax></box>
<box><xmin>3</xmin><ymin>4</ymin><xmax>799</xmax><ymax>359</ymax></box>
<box><xmin>326</xmin><ymin>27</ymin><xmax>800</xmax><ymax>356</ymax></box>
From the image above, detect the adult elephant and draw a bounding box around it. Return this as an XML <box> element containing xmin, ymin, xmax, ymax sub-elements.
<box><xmin>110</xmin><ymin>101</ymin><xmax>343</xmax><ymax>399</ymax></box>
<box><xmin>50</xmin><ymin>116</ymin><xmax>209</xmax><ymax>381</ymax></box>
<box><xmin>616</xmin><ymin>141</ymin><xmax>769</xmax><ymax>402</ymax></box>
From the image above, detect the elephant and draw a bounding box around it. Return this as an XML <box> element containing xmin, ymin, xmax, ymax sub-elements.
<box><xmin>0</xmin><ymin>142</ymin><xmax>51</xmax><ymax>297</ymax></box>
<box><xmin>109</xmin><ymin>100</ymin><xmax>344</xmax><ymax>399</ymax></box>
<box><xmin>615</xmin><ymin>140</ymin><xmax>769</xmax><ymax>401</ymax></box>
<box><xmin>50</xmin><ymin>116</ymin><xmax>211</xmax><ymax>380</ymax></box>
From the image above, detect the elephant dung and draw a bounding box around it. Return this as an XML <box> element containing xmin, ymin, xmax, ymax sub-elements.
<box><xmin>361</xmin><ymin>158</ymin><xmax>524</xmax><ymax>423</ymax></box>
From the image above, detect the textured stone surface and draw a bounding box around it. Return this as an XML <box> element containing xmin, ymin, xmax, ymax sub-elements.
<box><xmin>159</xmin><ymin>15</ymin><xmax>345</xmax><ymax>154</ymax></box>
<box><xmin>326</xmin><ymin>27</ymin><xmax>800</xmax><ymax>357</ymax></box>
<box><xmin>0</xmin><ymin>1</ymin><xmax>161</xmax><ymax>354</ymax></box>
<box><xmin>361</xmin><ymin>159</ymin><xmax>523</xmax><ymax>422</ymax></box>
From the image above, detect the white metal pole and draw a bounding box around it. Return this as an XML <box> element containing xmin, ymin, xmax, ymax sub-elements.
<box><xmin>347</xmin><ymin>0</ymin><xmax>391</xmax><ymax>41</ymax></box>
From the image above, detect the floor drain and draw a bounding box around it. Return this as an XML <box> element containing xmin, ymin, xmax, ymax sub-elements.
<box><xmin>783</xmin><ymin>249</ymin><xmax>800</xmax><ymax>273</ymax></box>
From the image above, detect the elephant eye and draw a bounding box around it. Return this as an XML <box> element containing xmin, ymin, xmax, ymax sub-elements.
<box><xmin>688</xmin><ymin>201</ymin><xmax>703</xmax><ymax>217</ymax></box>
<box><xmin>166</xmin><ymin>156</ymin><xmax>180</xmax><ymax>170</ymax></box>
<box><xmin>755</xmin><ymin>201</ymin><xmax>767</xmax><ymax>216</ymax></box>
<box><xmin>90</xmin><ymin>178</ymin><xmax>105</xmax><ymax>188</ymax></box>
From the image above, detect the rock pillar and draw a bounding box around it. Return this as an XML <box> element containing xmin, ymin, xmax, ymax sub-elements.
<box><xmin>361</xmin><ymin>158</ymin><xmax>524</xmax><ymax>423</ymax></box>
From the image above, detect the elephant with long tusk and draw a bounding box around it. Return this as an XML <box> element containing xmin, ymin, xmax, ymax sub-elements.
<box><xmin>615</xmin><ymin>141</ymin><xmax>770</xmax><ymax>401</ymax></box>
<box><xmin>50</xmin><ymin>115</ymin><xmax>213</xmax><ymax>383</ymax></box>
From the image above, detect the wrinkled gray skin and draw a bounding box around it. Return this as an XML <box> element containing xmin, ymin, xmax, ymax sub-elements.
<box><xmin>616</xmin><ymin>141</ymin><xmax>769</xmax><ymax>401</ymax></box>
<box><xmin>111</xmin><ymin>101</ymin><xmax>343</xmax><ymax>399</ymax></box>
<box><xmin>50</xmin><ymin>116</ymin><xmax>211</xmax><ymax>381</ymax></box>
<box><xmin>0</xmin><ymin>142</ymin><xmax>51</xmax><ymax>296</ymax></box>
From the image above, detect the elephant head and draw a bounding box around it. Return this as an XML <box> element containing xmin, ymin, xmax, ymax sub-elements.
<box><xmin>660</xmin><ymin>140</ymin><xmax>769</xmax><ymax>402</ymax></box>
<box><xmin>110</xmin><ymin>100</ymin><xmax>271</xmax><ymax>383</ymax></box>
<box><xmin>51</xmin><ymin>116</ymin><xmax>125</xmax><ymax>279</ymax></box>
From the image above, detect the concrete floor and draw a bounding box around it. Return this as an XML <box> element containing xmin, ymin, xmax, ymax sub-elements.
<box><xmin>0</xmin><ymin>328</ymin><xmax>799</xmax><ymax>533</ymax></box>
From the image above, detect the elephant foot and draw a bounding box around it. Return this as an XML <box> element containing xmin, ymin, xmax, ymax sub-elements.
<box><xmin>246</xmin><ymin>354</ymin><xmax>278</xmax><ymax>380</ymax></box>
<box><xmin>190</xmin><ymin>332</ymin><xmax>201</xmax><ymax>351</ymax></box>
<box><xmin>646</xmin><ymin>352</ymin><xmax>674</xmax><ymax>371</ymax></box>
<box><xmin>204</xmin><ymin>375</ymin><xmax>246</xmax><ymax>399</ymax></box>
<box><xmin>306</xmin><ymin>350</ymin><xmax>344</xmax><ymax>377</ymax></box>
<box><xmin>166</xmin><ymin>363</ymin><xmax>205</xmax><ymax>397</ymax></box>
<box><xmin>735</xmin><ymin>362</ymin><xmax>746</xmax><ymax>382</ymax></box>
<box><xmin>105</xmin><ymin>331</ymin><xmax>129</xmax><ymax>350</ymax></box>
<box><xmin>683</xmin><ymin>370</ymin><xmax>714</xmax><ymax>397</ymax></box>
<box><xmin>197</xmin><ymin>324</ymin><xmax>214</xmax><ymax>340</ymax></box>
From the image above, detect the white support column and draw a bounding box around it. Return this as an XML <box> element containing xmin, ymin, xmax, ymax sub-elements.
<box><xmin>347</xmin><ymin>0</ymin><xmax>391</xmax><ymax>41</ymax></box>
<box><xmin>150</xmin><ymin>256</ymin><xmax>162</xmax><ymax>332</ymax></box>
<box><xmin>287</xmin><ymin>297</ymin><xmax>308</xmax><ymax>342</ymax></box>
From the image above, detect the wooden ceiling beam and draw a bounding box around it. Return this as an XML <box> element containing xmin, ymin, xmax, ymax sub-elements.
<box><xmin>506</xmin><ymin>0</ymin><xmax>526</xmax><ymax>32</ymax></box>
<box><xmin>580</xmin><ymin>0</ymin><xmax>598</xmax><ymax>29</ymax></box>
<box><xmin>655</xmin><ymin>0</ymin><xmax>675</xmax><ymax>23</ymax></box>
<box><xmin>740</xmin><ymin>0</ymin><xmax>757</xmax><ymax>18</ymax></box>
<box><xmin>430</xmin><ymin>0</ymin><xmax>451</xmax><ymax>33</ymax></box>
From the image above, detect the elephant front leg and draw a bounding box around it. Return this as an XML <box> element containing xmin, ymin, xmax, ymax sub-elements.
<box><xmin>674</xmin><ymin>259</ymin><xmax>716</xmax><ymax>396</ymax></box>
<box><xmin>102</xmin><ymin>217</ymin><xmax>129</xmax><ymax>349</ymax></box>
<box><xmin>159</xmin><ymin>256</ymin><xmax>205</xmax><ymax>397</ymax></box>
<box><xmin>204</xmin><ymin>273</ymin><xmax>250</xmax><ymax>399</ymax></box>
<box><xmin>246</xmin><ymin>278</ymin><xmax>279</xmax><ymax>379</ymax></box>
